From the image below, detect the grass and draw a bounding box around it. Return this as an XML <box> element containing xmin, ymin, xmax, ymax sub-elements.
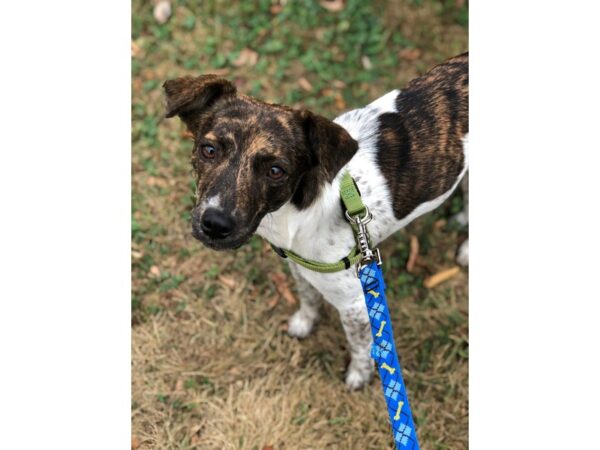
<box><xmin>132</xmin><ymin>0</ymin><xmax>468</xmax><ymax>448</ymax></box>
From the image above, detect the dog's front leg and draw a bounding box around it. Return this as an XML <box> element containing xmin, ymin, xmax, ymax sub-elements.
<box><xmin>300</xmin><ymin>269</ymin><xmax>374</xmax><ymax>390</ymax></box>
<box><xmin>287</xmin><ymin>263</ymin><xmax>323</xmax><ymax>339</ymax></box>
<box><xmin>338</xmin><ymin>296</ymin><xmax>374</xmax><ymax>390</ymax></box>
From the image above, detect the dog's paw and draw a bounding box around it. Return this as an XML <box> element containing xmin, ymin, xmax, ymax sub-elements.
<box><xmin>345</xmin><ymin>360</ymin><xmax>374</xmax><ymax>390</ymax></box>
<box><xmin>287</xmin><ymin>310</ymin><xmax>316</xmax><ymax>339</ymax></box>
<box><xmin>456</xmin><ymin>239</ymin><xmax>469</xmax><ymax>266</ymax></box>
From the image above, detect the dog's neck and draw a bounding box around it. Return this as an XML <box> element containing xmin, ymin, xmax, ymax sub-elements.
<box><xmin>256</xmin><ymin>172</ymin><xmax>344</xmax><ymax>254</ymax></box>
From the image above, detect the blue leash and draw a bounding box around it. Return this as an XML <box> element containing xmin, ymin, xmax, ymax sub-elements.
<box><xmin>345</xmin><ymin>199</ymin><xmax>421</xmax><ymax>449</ymax></box>
<box><xmin>342</xmin><ymin>179</ymin><xmax>421</xmax><ymax>448</ymax></box>
<box><xmin>359</xmin><ymin>261</ymin><xmax>420</xmax><ymax>450</ymax></box>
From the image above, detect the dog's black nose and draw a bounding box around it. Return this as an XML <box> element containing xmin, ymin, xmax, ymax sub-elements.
<box><xmin>200</xmin><ymin>209</ymin><xmax>235</xmax><ymax>239</ymax></box>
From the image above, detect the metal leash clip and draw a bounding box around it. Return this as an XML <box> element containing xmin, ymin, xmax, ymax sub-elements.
<box><xmin>345</xmin><ymin>206</ymin><xmax>382</xmax><ymax>274</ymax></box>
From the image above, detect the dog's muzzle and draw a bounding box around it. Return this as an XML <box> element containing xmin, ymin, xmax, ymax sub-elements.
<box><xmin>195</xmin><ymin>208</ymin><xmax>236</xmax><ymax>240</ymax></box>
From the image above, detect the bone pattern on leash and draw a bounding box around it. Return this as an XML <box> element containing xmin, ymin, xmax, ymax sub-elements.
<box><xmin>360</xmin><ymin>262</ymin><xmax>420</xmax><ymax>450</ymax></box>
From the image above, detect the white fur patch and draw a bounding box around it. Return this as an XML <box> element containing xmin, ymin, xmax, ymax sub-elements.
<box><xmin>198</xmin><ymin>194</ymin><xmax>222</xmax><ymax>214</ymax></box>
<box><xmin>366</xmin><ymin>89</ymin><xmax>400</xmax><ymax>112</ymax></box>
<box><xmin>207</xmin><ymin>194</ymin><xmax>221</xmax><ymax>208</ymax></box>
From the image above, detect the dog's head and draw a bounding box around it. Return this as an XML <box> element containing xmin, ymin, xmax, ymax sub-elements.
<box><xmin>163</xmin><ymin>75</ymin><xmax>357</xmax><ymax>250</ymax></box>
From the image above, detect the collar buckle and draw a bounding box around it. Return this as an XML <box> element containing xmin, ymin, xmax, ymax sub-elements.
<box><xmin>345</xmin><ymin>206</ymin><xmax>382</xmax><ymax>273</ymax></box>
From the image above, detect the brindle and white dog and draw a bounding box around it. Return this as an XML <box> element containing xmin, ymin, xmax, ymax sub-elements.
<box><xmin>163</xmin><ymin>53</ymin><xmax>468</xmax><ymax>389</ymax></box>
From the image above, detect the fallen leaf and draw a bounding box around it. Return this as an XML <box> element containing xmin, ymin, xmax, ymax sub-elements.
<box><xmin>131</xmin><ymin>436</ymin><xmax>140</xmax><ymax>450</ymax></box>
<box><xmin>232</xmin><ymin>48</ymin><xmax>258</xmax><ymax>67</ymax></box>
<box><xmin>433</xmin><ymin>219</ymin><xmax>447</xmax><ymax>230</ymax></box>
<box><xmin>399</xmin><ymin>48</ymin><xmax>422</xmax><ymax>61</ymax></box>
<box><xmin>270</xmin><ymin>4</ymin><xmax>283</xmax><ymax>14</ymax></box>
<box><xmin>149</xmin><ymin>266</ymin><xmax>161</xmax><ymax>278</ymax></box>
<box><xmin>131</xmin><ymin>41</ymin><xmax>141</xmax><ymax>58</ymax></box>
<box><xmin>218</xmin><ymin>275</ymin><xmax>236</xmax><ymax>289</ymax></box>
<box><xmin>153</xmin><ymin>0</ymin><xmax>172</xmax><ymax>24</ymax></box>
<box><xmin>361</xmin><ymin>55</ymin><xmax>373</xmax><ymax>70</ymax></box>
<box><xmin>406</xmin><ymin>235</ymin><xmax>419</xmax><ymax>273</ymax></box>
<box><xmin>270</xmin><ymin>272</ymin><xmax>297</xmax><ymax>305</ymax></box>
<box><xmin>263</xmin><ymin>446</ymin><xmax>274</xmax><ymax>450</ymax></box>
<box><xmin>298</xmin><ymin>77</ymin><xmax>313</xmax><ymax>92</ymax></box>
<box><xmin>320</xmin><ymin>0</ymin><xmax>345</xmax><ymax>12</ymax></box>
<box><xmin>190</xmin><ymin>423</ymin><xmax>204</xmax><ymax>437</ymax></box>
<box><xmin>266</xmin><ymin>294</ymin><xmax>279</xmax><ymax>310</ymax></box>
<box><xmin>423</xmin><ymin>266</ymin><xmax>460</xmax><ymax>288</ymax></box>
<box><xmin>146</xmin><ymin>176</ymin><xmax>168</xmax><ymax>188</ymax></box>
<box><xmin>175</xmin><ymin>379</ymin><xmax>184</xmax><ymax>391</ymax></box>
<box><xmin>262</xmin><ymin>241</ymin><xmax>272</xmax><ymax>255</ymax></box>
<box><xmin>133</xmin><ymin>78</ymin><xmax>142</xmax><ymax>92</ymax></box>
<box><xmin>140</xmin><ymin>68</ymin><xmax>157</xmax><ymax>80</ymax></box>
<box><xmin>334</xmin><ymin>93</ymin><xmax>346</xmax><ymax>110</ymax></box>
<box><xmin>132</xmin><ymin>250</ymin><xmax>144</xmax><ymax>260</ymax></box>
<box><xmin>332</xmin><ymin>80</ymin><xmax>346</xmax><ymax>89</ymax></box>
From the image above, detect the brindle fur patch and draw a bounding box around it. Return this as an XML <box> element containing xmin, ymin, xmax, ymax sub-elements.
<box><xmin>376</xmin><ymin>52</ymin><xmax>468</xmax><ymax>219</ymax></box>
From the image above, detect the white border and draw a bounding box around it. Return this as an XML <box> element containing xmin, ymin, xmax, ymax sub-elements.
<box><xmin>471</xmin><ymin>1</ymin><xmax>600</xmax><ymax>448</ymax></box>
<box><xmin>1</xmin><ymin>1</ymin><xmax>600</xmax><ymax>449</ymax></box>
<box><xmin>0</xmin><ymin>1</ymin><xmax>131</xmax><ymax>449</ymax></box>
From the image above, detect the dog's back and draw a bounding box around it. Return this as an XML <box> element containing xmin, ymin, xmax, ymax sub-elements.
<box><xmin>377</xmin><ymin>53</ymin><xmax>468</xmax><ymax>220</ymax></box>
<box><xmin>332</xmin><ymin>53</ymin><xmax>468</xmax><ymax>246</ymax></box>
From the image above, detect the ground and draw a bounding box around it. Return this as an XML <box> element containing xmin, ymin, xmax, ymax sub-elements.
<box><xmin>132</xmin><ymin>1</ymin><xmax>468</xmax><ymax>449</ymax></box>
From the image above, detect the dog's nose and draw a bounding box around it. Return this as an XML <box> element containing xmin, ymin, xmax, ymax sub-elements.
<box><xmin>200</xmin><ymin>209</ymin><xmax>235</xmax><ymax>239</ymax></box>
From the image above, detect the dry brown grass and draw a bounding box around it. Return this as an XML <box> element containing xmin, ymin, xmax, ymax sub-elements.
<box><xmin>132</xmin><ymin>229</ymin><xmax>468</xmax><ymax>449</ymax></box>
<box><xmin>132</xmin><ymin>1</ymin><xmax>468</xmax><ymax>448</ymax></box>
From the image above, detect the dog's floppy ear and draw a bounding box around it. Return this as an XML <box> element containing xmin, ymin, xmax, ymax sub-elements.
<box><xmin>163</xmin><ymin>75</ymin><xmax>236</xmax><ymax>127</ymax></box>
<box><xmin>292</xmin><ymin>109</ymin><xmax>358</xmax><ymax>207</ymax></box>
<box><xmin>296</xmin><ymin>109</ymin><xmax>358</xmax><ymax>180</ymax></box>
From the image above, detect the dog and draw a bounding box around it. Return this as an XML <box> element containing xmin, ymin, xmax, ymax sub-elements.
<box><xmin>163</xmin><ymin>52</ymin><xmax>468</xmax><ymax>389</ymax></box>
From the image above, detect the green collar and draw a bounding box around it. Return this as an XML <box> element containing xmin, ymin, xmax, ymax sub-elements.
<box><xmin>269</xmin><ymin>171</ymin><xmax>368</xmax><ymax>273</ymax></box>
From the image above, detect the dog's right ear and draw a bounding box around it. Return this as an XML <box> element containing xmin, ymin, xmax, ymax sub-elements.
<box><xmin>163</xmin><ymin>75</ymin><xmax>236</xmax><ymax>128</ymax></box>
<box><xmin>290</xmin><ymin>109</ymin><xmax>358</xmax><ymax>208</ymax></box>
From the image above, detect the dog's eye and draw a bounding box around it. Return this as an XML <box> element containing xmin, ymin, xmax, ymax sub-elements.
<box><xmin>200</xmin><ymin>144</ymin><xmax>216</xmax><ymax>159</ymax></box>
<box><xmin>268</xmin><ymin>166</ymin><xmax>285</xmax><ymax>180</ymax></box>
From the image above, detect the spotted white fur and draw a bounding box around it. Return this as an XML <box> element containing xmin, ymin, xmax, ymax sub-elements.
<box><xmin>256</xmin><ymin>90</ymin><xmax>469</xmax><ymax>389</ymax></box>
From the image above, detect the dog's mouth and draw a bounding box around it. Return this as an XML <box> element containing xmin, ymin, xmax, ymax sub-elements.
<box><xmin>191</xmin><ymin>224</ymin><xmax>254</xmax><ymax>251</ymax></box>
